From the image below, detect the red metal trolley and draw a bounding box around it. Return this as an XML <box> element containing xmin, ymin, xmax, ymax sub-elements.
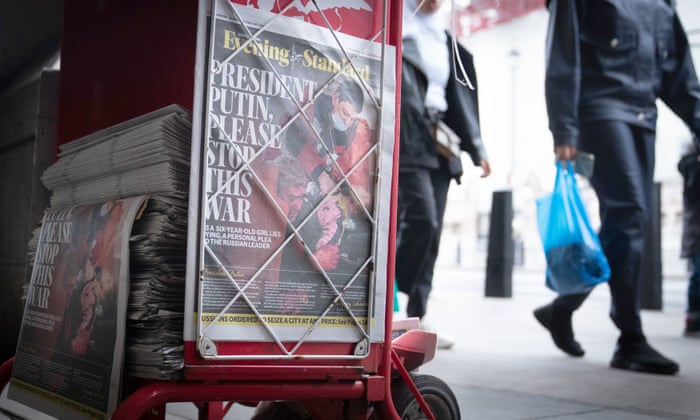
<box><xmin>1</xmin><ymin>1</ymin><xmax>461</xmax><ymax>419</ymax></box>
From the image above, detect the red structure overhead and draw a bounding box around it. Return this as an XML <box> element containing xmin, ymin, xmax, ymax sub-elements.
<box><xmin>456</xmin><ymin>0</ymin><xmax>544</xmax><ymax>37</ymax></box>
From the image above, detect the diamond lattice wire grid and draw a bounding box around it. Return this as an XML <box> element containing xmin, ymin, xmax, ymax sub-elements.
<box><xmin>196</xmin><ymin>0</ymin><xmax>391</xmax><ymax>359</ymax></box>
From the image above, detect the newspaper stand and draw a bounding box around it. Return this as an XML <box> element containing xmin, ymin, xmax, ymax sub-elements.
<box><xmin>1</xmin><ymin>1</ymin><xmax>460</xmax><ymax>419</ymax></box>
<box><xmin>112</xmin><ymin>1</ymin><xmax>453</xmax><ymax>419</ymax></box>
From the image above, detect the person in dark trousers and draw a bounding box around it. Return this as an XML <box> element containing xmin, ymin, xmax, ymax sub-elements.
<box><xmin>678</xmin><ymin>141</ymin><xmax>700</xmax><ymax>336</ymax></box>
<box><xmin>536</xmin><ymin>0</ymin><xmax>700</xmax><ymax>375</ymax></box>
<box><xmin>397</xmin><ymin>0</ymin><xmax>491</xmax><ymax>349</ymax></box>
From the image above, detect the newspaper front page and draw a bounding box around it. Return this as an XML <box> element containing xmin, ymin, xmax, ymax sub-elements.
<box><xmin>189</xmin><ymin>1</ymin><xmax>396</xmax><ymax>355</ymax></box>
<box><xmin>8</xmin><ymin>196</ymin><xmax>147</xmax><ymax>420</ymax></box>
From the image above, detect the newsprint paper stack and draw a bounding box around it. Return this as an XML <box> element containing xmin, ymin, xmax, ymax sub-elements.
<box><xmin>42</xmin><ymin>105</ymin><xmax>192</xmax><ymax>208</ymax></box>
<box><xmin>32</xmin><ymin>105</ymin><xmax>191</xmax><ymax>381</ymax></box>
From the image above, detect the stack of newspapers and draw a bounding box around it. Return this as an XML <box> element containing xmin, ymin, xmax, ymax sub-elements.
<box><xmin>42</xmin><ymin>105</ymin><xmax>191</xmax><ymax>207</ymax></box>
<box><xmin>40</xmin><ymin>105</ymin><xmax>191</xmax><ymax>380</ymax></box>
<box><xmin>126</xmin><ymin>197</ymin><xmax>187</xmax><ymax>379</ymax></box>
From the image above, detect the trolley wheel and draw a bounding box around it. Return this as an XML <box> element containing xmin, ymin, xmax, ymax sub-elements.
<box><xmin>391</xmin><ymin>373</ymin><xmax>460</xmax><ymax>420</ymax></box>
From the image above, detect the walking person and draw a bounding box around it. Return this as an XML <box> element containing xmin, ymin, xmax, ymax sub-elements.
<box><xmin>397</xmin><ymin>0</ymin><xmax>491</xmax><ymax>349</ymax></box>
<box><xmin>536</xmin><ymin>0</ymin><xmax>700</xmax><ymax>375</ymax></box>
<box><xmin>678</xmin><ymin>141</ymin><xmax>700</xmax><ymax>337</ymax></box>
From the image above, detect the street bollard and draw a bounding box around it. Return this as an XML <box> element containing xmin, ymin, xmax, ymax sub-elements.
<box><xmin>485</xmin><ymin>190</ymin><xmax>514</xmax><ymax>298</ymax></box>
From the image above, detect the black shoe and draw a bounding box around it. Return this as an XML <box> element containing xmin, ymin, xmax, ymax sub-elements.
<box><xmin>533</xmin><ymin>304</ymin><xmax>585</xmax><ymax>357</ymax></box>
<box><xmin>610</xmin><ymin>335</ymin><xmax>679</xmax><ymax>375</ymax></box>
<box><xmin>684</xmin><ymin>314</ymin><xmax>700</xmax><ymax>337</ymax></box>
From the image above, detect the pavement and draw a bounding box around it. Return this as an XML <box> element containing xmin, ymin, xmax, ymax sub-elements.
<box><xmin>411</xmin><ymin>266</ymin><xmax>700</xmax><ymax>420</ymax></box>
<box><xmin>1</xmin><ymin>265</ymin><xmax>698</xmax><ymax>419</ymax></box>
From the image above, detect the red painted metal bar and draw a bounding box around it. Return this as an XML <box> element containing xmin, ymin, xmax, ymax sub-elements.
<box><xmin>112</xmin><ymin>380</ymin><xmax>366</xmax><ymax>420</ymax></box>
<box><xmin>0</xmin><ymin>357</ymin><xmax>13</xmax><ymax>392</ymax></box>
<box><xmin>378</xmin><ymin>0</ymin><xmax>403</xmax><ymax>418</ymax></box>
<box><xmin>390</xmin><ymin>350</ymin><xmax>435</xmax><ymax>420</ymax></box>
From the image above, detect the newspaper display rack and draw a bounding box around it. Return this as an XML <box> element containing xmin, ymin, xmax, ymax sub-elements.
<box><xmin>0</xmin><ymin>1</ymin><xmax>462</xmax><ymax>419</ymax></box>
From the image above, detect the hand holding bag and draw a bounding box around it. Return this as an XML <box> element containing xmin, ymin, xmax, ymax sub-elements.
<box><xmin>536</xmin><ymin>161</ymin><xmax>610</xmax><ymax>295</ymax></box>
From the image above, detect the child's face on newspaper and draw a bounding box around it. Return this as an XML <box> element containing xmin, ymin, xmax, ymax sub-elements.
<box><xmin>318</xmin><ymin>197</ymin><xmax>342</xmax><ymax>227</ymax></box>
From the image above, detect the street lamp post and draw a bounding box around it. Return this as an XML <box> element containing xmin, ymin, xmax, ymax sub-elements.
<box><xmin>508</xmin><ymin>48</ymin><xmax>520</xmax><ymax>186</ymax></box>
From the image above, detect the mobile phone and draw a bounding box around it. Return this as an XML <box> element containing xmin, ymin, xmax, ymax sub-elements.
<box><xmin>573</xmin><ymin>151</ymin><xmax>595</xmax><ymax>178</ymax></box>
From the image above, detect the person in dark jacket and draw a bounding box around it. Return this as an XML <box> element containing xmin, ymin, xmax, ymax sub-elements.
<box><xmin>678</xmin><ymin>141</ymin><xmax>700</xmax><ymax>336</ymax></box>
<box><xmin>397</xmin><ymin>0</ymin><xmax>491</xmax><ymax>349</ymax></box>
<box><xmin>535</xmin><ymin>0</ymin><xmax>700</xmax><ymax>375</ymax></box>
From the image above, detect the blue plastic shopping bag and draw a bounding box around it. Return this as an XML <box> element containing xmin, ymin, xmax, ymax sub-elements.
<box><xmin>536</xmin><ymin>161</ymin><xmax>610</xmax><ymax>295</ymax></box>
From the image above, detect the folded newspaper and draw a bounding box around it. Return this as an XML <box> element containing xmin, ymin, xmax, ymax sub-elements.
<box><xmin>11</xmin><ymin>105</ymin><xmax>191</xmax><ymax>420</ymax></box>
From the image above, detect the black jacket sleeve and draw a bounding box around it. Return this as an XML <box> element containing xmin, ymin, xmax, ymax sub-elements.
<box><xmin>544</xmin><ymin>0</ymin><xmax>582</xmax><ymax>147</ymax></box>
<box><xmin>444</xmin><ymin>37</ymin><xmax>488</xmax><ymax>166</ymax></box>
<box><xmin>659</xmin><ymin>13</ymin><xmax>700</xmax><ymax>138</ymax></box>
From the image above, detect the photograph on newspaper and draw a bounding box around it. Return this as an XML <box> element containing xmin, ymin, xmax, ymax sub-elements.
<box><xmin>8</xmin><ymin>196</ymin><xmax>147</xmax><ymax>420</ymax></box>
<box><xmin>194</xmin><ymin>1</ymin><xmax>395</xmax><ymax>348</ymax></box>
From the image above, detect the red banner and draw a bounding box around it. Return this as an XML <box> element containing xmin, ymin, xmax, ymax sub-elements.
<box><xmin>457</xmin><ymin>0</ymin><xmax>544</xmax><ymax>37</ymax></box>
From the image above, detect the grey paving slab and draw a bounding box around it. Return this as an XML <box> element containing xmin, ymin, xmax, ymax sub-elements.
<box><xmin>449</xmin><ymin>384</ymin><xmax>601</xmax><ymax>420</ymax></box>
<box><xmin>416</xmin><ymin>267</ymin><xmax>700</xmax><ymax>420</ymax></box>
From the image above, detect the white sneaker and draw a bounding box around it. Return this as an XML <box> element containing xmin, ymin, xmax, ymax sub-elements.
<box><xmin>437</xmin><ymin>333</ymin><xmax>455</xmax><ymax>350</ymax></box>
<box><xmin>420</xmin><ymin>321</ymin><xmax>455</xmax><ymax>350</ymax></box>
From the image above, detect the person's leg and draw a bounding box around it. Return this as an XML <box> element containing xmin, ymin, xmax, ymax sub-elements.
<box><xmin>582</xmin><ymin>121</ymin><xmax>678</xmax><ymax>374</ymax></box>
<box><xmin>534</xmin><ymin>292</ymin><xmax>589</xmax><ymax>357</ymax></box>
<box><xmin>420</xmin><ymin>163</ymin><xmax>452</xmax><ymax>306</ymax></box>
<box><xmin>685</xmin><ymin>252</ymin><xmax>700</xmax><ymax>336</ymax></box>
<box><xmin>584</xmin><ymin>121</ymin><xmax>649</xmax><ymax>335</ymax></box>
<box><xmin>419</xmin><ymin>163</ymin><xmax>455</xmax><ymax>349</ymax></box>
<box><xmin>395</xmin><ymin>168</ymin><xmax>439</xmax><ymax>319</ymax></box>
